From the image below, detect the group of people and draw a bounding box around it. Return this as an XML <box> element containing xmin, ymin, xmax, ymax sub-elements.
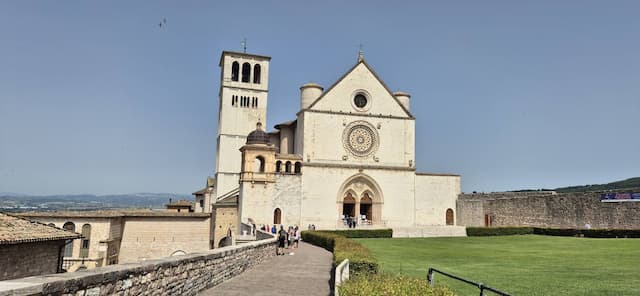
<box><xmin>276</xmin><ymin>225</ymin><xmax>300</xmax><ymax>255</ymax></box>
<box><xmin>343</xmin><ymin>216</ymin><xmax>358</xmax><ymax>228</ymax></box>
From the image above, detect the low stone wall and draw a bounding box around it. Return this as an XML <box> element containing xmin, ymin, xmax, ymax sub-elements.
<box><xmin>0</xmin><ymin>241</ymin><xmax>65</xmax><ymax>281</ymax></box>
<box><xmin>0</xmin><ymin>237</ymin><xmax>277</xmax><ymax>296</ymax></box>
<box><xmin>457</xmin><ymin>190</ymin><xmax>640</xmax><ymax>229</ymax></box>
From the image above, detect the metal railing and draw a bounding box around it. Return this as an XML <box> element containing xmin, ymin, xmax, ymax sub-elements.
<box><xmin>427</xmin><ymin>267</ymin><xmax>511</xmax><ymax>296</ymax></box>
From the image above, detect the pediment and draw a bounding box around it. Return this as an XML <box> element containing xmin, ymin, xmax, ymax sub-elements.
<box><xmin>307</xmin><ymin>61</ymin><xmax>413</xmax><ymax>118</ymax></box>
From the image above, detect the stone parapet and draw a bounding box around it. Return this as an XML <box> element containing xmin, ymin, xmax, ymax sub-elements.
<box><xmin>457</xmin><ymin>191</ymin><xmax>640</xmax><ymax>229</ymax></box>
<box><xmin>0</xmin><ymin>237</ymin><xmax>277</xmax><ymax>296</ymax></box>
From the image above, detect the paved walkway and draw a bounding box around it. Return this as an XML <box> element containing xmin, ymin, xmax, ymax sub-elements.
<box><xmin>199</xmin><ymin>242</ymin><xmax>333</xmax><ymax>296</ymax></box>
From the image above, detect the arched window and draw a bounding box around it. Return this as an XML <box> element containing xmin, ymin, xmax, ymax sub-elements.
<box><xmin>294</xmin><ymin>162</ymin><xmax>302</xmax><ymax>174</ymax></box>
<box><xmin>285</xmin><ymin>161</ymin><xmax>292</xmax><ymax>173</ymax></box>
<box><xmin>253</xmin><ymin>64</ymin><xmax>261</xmax><ymax>84</ymax></box>
<box><xmin>254</xmin><ymin>156</ymin><xmax>265</xmax><ymax>173</ymax></box>
<box><xmin>273</xmin><ymin>208</ymin><xmax>282</xmax><ymax>224</ymax></box>
<box><xmin>276</xmin><ymin>161</ymin><xmax>282</xmax><ymax>173</ymax></box>
<box><xmin>231</xmin><ymin>61</ymin><xmax>239</xmax><ymax>81</ymax></box>
<box><xmin>80</xmin><ymin>224</ymin><xmax>91</xmax><ymax>258</ymax></box>
<box><xmin>446</xmin><ymin>208</ymin><xmax>454</xmax><ymax>226</ymax></box>
<box><xmin>241</xmin><ymin>62</ymin><xmax>251</xmax><ymax>82</ymax></box>
<box><xmin>63</xmin><ymin>222</ymin><xmax>75</xmax><ymax>257</ymax></box>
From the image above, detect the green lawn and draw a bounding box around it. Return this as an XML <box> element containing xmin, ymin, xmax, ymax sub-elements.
<box><xmin>356</xmin><ymin>235</ymin><xmax>640</xmax><ymax>296</ymax></box>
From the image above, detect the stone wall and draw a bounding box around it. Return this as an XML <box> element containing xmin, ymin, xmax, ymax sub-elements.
<box><xmin>118</xmin><ymin>216</ymin><xmax>212</xmax><ymax>263</ymax></box>
<box><xmin>0</xmin><ymin>237</ymin><xmax>277</xmax><ymax>296</ymax></box>
<box><xmin>457</xmin><ymin>191</ymin><xmax>640</xmax><ymax>229</ymax></box>
<box><xmin>0</xmin><ymin>240</ymin><xmax>65</xmax><ymax>281</ymax></box>
<box><xmin>212</xmin><ymin>205</ymin><xmax>237</xmax><ymax>248</ymax></box>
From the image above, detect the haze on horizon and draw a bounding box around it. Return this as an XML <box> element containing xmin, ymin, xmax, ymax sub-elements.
<box><xmin>1</xmin><ymin>1</ymin><xmax>638</xmax><ymax>195</ymax></box>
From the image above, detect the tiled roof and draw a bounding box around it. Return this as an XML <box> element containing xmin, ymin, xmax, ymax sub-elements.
<box><xmin>16</xmin><ymin>209</ymin><xmax>210</xmax><ymax>218</ymax></box>
<box><xmin>166</xmin><ymin>200</ymin><xmax>194</xmax><ymax>207</ymax></box>
<box><xmin>0</xmin><ymin>212</ymin><xmax>81</xmax><ymax>245</ymax></box>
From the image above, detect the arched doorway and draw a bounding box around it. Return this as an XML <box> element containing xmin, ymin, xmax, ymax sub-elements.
<box><xmin>360</xmin><ymin>193</ymin><xmax>373</xmax><ymax>223</ymax></box>
<box><xmin>343</xmin><ymin>193</ymin><xmax>356</xmax><ymax>218</ymax></box>
<box><xmin>446</xmin><ymin>208</ymin><xmax>454</xmax><ymax>225</ymax></box>
<box><xmin>337</xmin><ymin>173</ymin><xmax>384</xmax><ymax>226</ymax></box>
<box><xmin>273</xmin><ymin>208</ymin><xmax>282</xmax><ymax>225</ymax></box>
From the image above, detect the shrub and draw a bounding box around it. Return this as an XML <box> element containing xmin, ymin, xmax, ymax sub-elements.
<box><xmin>467</xmin><ymin>227</ymin><xmax>640</xmax><ymax>238</ymax></box>
<box><xmin>466</xmin><ymin>227</ymin><xmax>534</xmax><ymax>236</ymax></box>
<box><xmin>534</xmin><ymin>228</ymin><xmax>640</xmax><ymax>238</ymax></box>
<box><xmin>301</xmin><ymin>230</ymin><xmax>379</xmax><ymax>276</ymax></box>
<box><xmin>339</xmin><ymin>274</ymin><xmax>455</xmax><ymax>296</ymax></box>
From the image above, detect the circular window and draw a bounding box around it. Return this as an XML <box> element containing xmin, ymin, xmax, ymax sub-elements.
<box><xmin>342</xmin><ymin>121</ymin><xmax>379</xmax><ymax>158</ymax></box>
<box><xmin>354</xmin><ymin>94</ymin><xmax>368</xmax><ymax>108</ymax></box>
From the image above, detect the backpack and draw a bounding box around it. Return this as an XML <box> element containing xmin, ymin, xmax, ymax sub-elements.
<box><xmin>278</xmin><ymin>230</ymin><xmax>287</xmax><ymax>240</ymax></box>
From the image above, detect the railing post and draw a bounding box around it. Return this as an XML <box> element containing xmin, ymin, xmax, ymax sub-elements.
<box><xmin>478</xmin><ymin>283</ymin><xmax>484</xmax><ymax>296</ymax></box>
<box><xmin>427</xmin><ymin>268</ymin><xmax>434</xmax><ymax>287</ymax></box>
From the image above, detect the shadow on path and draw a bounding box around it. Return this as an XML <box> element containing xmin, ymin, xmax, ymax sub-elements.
<box><xmin>199</xmin><ymin>242</ymin><xmax>333</xmax><ymax>296</ymax></box>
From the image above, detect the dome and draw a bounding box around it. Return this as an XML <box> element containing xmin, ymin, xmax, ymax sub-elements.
<box><xmin>246</xmin><ymin>122</ymin><xmax>270</xmax><ymax>145</ymax></box>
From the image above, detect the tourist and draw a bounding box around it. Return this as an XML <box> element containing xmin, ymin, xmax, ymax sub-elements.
<box><xmin>311</xmin><ymin>224</ymin><xmax>316</xmax><ymax>231</ymax></box>
<box><xmin>271</xmin><ymin>225</ymin><xmax>276</xmax><ymax>234</ymax></box>
<box><xmin>293</xmin><ymin>226</ymin><xmax>300</xmax><ymax>248</ymax></box>
<box><xmin>277</xmin><ymin>226</ymin><xmax>287</xmax><ymax>255</ymax></box>
<box><xmin>288</xmin><ymin>226</ymin><xmax>294</xmax><ymax>249</ymax></box>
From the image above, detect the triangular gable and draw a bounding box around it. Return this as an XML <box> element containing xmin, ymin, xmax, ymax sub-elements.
<box><xmin>306</xmin><ymin>60</ymin><xmax>414</xmax><ymax>118</ymax></box>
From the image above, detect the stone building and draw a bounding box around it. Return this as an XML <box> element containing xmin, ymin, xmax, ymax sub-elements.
<box><xmin>165</xmin><ymin>199</ymin><xmax>194</xmax><ymax>212</ymax></box>
<box><xmin>204</xmin><ymin>50</ymin><xmax>464</xmax><ymax>239</ymax></box>
<box><xmin>0</xmin><ymin>212</ymin><xmax>80</xmax><ymax>280</ymax></box>
<box><xmin>18</xmin><ymin>210</ymin><xmax>212</xmax><ymax>269</ymax></box>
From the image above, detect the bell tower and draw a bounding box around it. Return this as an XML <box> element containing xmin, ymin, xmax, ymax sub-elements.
<box><xmin>215</xmin><ymin>51</ymin><xmax>271</xmax><ymax>199</ymax></box>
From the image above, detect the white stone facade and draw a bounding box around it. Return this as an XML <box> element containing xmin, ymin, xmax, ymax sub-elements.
<box><xmin>213</xmin><ymin>51</ymin><xmax>461</xmax><ymax>232</ymax></box>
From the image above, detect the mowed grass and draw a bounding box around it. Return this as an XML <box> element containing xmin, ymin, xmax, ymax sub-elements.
<box><xmin>356</xmin><ymin>235</ymin><xmax>640</xmax><ymax>296</ymax></box>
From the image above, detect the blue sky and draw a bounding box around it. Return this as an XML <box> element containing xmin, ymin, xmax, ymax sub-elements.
<box><xmin>0</xmin><ymin>1</ymin><xmax>638</xmax><ymax>195</ymax></box>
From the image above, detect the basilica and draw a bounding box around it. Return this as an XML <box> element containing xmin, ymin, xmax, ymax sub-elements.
<box><xmin>194</xmin><ymin>50</ymin><xmax>463</xmax><ymax>244</ymax></box>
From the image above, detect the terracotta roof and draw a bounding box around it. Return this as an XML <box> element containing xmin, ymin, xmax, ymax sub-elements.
<box><xmin>192</xmin><ymin>188</ymin><xmax>209</xmax><ymax>195</ymax></box>
<box><xmin>274</xmin><ymin>120</ymin><xmax>296</xmax><ymax>130</ymax></box>
<box><xmin>16</xmin><ymin>209</ymin><xmax>210</xmax><ymax>218</ymax></box>
<box><xmin>0</xmin><ymin>212</ymin><xmax>81</xmax><ymax>245</ymax></box>
<box><xmin>166</xmin><ymin>200</ymin><xmax>194</xmax><ymax>207</ymax></box>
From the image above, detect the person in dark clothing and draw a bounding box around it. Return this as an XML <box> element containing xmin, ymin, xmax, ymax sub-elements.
<box><xmin>277</xmin><ymin>226</ymin><xmax>287</xmax><ymax>255</ymax></box>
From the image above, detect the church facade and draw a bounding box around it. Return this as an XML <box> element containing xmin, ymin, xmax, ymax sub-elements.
<box><xmin>202</xmin><ymin>50</ymin><xmax>461</xmax><ymax>235</ymax></box>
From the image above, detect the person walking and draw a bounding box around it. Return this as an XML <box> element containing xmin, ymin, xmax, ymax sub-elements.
<box><xmin>287</xmin><ymin>226</ymin><xmax>294</xmax><ymax>249</ymax></box>
<box><xmin>293</xmin><ymin>226</ymin><xmax>300</xmax><ymax>249</ymax></box>
<box><xmin>277</xmin><ymin>226</ymin><xmax>287</xmax><ymax>255</ymax></box>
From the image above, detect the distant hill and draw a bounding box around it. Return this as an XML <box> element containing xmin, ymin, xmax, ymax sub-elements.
<box><xmin>0</xmin><ymin>193</ymin><xmax>190</xmax><ymax>212</ymax></box>
<box><xmin>555</xmin><ymin>177</ymin><xmax>640</xmax><ymax>193</ymax></box>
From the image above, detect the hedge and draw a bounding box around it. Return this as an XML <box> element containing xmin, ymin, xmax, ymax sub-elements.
<box><xmin>301</xmin><ymin>231</ymin><xmax>378</xmax><ymax>276</ymax></box>
<box><xmin>534</xmin><ymin>228</ymin><xmax>640</xmax><ymax>238</ymax></box>
<box><xmin>467</xmin><ymin>226</ymin><xmax>640</xmax><ymax>238</ymax></box>
<box><xmin>338</xmin><ymin>273</ymin><xmax>455</xmax><ymax>296</ymax></box>
<box><xmin>466</xmin><ymin>227</ymin><xmax>534</xmax><ymax>236</ymax></box>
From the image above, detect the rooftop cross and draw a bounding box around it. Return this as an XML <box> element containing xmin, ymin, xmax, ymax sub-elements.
<box><xmin>357</xmin><ymin>43</ymin><xmax>364</xmax><ymax>62</ymax></box>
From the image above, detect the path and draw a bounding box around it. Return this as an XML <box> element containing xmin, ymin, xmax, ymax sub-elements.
<box><xmin>199</xmin><ymin>242</ymin><xmax>333</xmax><ymax>296</ymax></box>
